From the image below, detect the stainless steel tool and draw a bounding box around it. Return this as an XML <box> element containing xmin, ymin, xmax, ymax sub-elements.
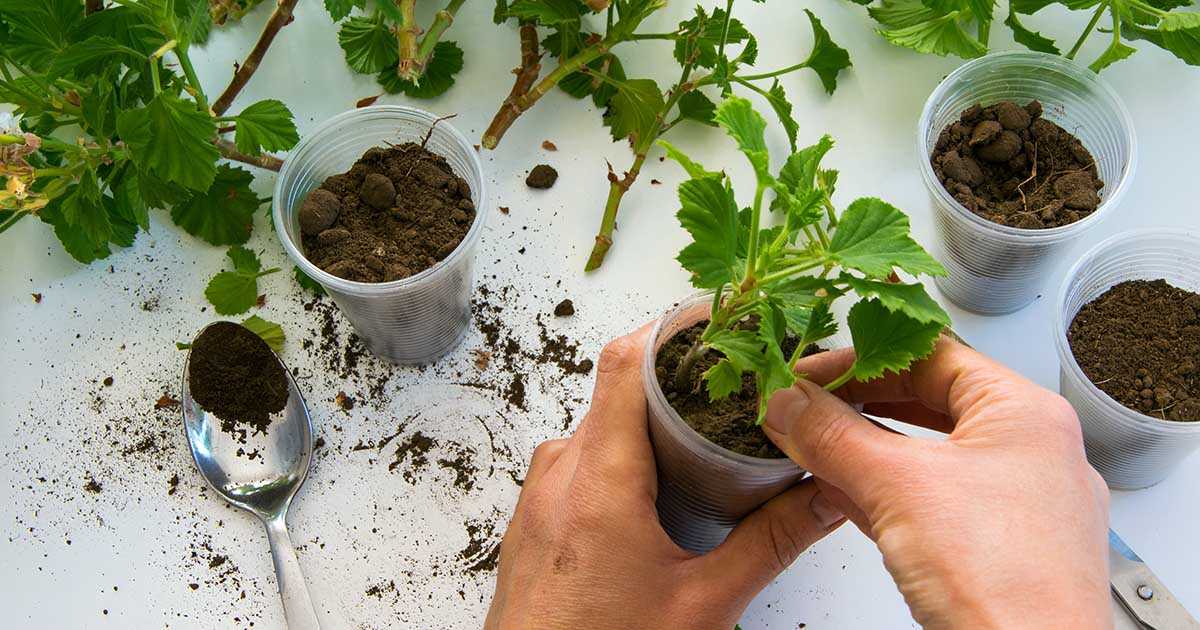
<box><xmin>1110</xmin><ymin>529</ymin><xmax>1198</xmax><ymax>630</ymax></box>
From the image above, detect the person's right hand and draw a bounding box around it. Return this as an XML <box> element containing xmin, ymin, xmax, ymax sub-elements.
<box><xmin>765</xmin><ymin>336</ymin><xmax>1111</xmax><ymax>630</ymax></box>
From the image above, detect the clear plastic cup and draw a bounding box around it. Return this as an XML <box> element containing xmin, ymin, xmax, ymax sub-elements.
<box><xmin>1054</xmin><ymin>229</ymin><xmax>1200</xmax><ymax>490</ymax></box>
<box><xmin>273</xmin><ymin>106</ymin><xmax>487</xmax><ymax>364</ymax></box>
<box><xmin>918</xmin><ymin>51</ymin><xmax>1136</xmax><ymax>315</ymax></box>
<box><xmin>644</xmin><ymin>292</ymin><xmax>805</xmax><ymax>553</ymax></box>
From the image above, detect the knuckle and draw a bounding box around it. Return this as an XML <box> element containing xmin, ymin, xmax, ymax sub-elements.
<box><xmin>1039</xmin><ymin>393</ymin><xmax>1085</xmax><ymax>448</ymax></box>
<box><xmin>597</xmin><ymin>335</ymin><xmax>642</xmax><ymax>375</ymax></box>
<box><xmin>531</xmin><ymin>438</ymin><xmax>565</xmax><ymax>465</ymax></box>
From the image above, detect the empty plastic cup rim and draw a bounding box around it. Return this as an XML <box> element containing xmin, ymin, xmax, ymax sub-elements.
<box><xmin>644</xmin><ymin>291</ymin><xmax>805</xmax><ymax>473</ymax></box>
<box><xmin>916</xmin><ymin>50</ymin><xmax>1137</xmax><ymax>245</ymax></box>
<box><xmin>272</xmin><ymin>105</ymin><xmax>487</xmax><ymax>298</ymax></box>
<box><xmin>1053</xmin><ymin>228</ymin><xmax>1200</xmax><ymax>434</ymax></box>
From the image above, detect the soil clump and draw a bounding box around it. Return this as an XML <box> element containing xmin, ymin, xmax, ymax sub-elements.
<box><xmin>188</xmin><ymin>322</ymin><xmax>288</xmax><ymax>434</ymax></box>
<box><xmin>526</xmin><ymin>164</ymin><xmax>558</xmax><ymax>189</ymax></box>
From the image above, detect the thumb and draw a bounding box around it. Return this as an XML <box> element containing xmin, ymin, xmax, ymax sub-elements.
<box><xmin>690</xmin><ymin>478</ymin><xmax>845</xmax><ymax>605</ymax></box>
<box><xmin>763</xmin><ymin>379</ymin><xmax>907</xmax><ymax>507</ymax></box>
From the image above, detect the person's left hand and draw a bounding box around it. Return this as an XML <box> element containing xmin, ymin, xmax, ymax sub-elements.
<box><xmin>485</xmin><ymin>324</ymin><xmax>847</xmax><ymax>630</ymax></box>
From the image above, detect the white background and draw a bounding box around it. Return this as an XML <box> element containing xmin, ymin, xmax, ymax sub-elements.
<box><xmin>2</xmin><ymin>1</ymin><xmax>1199</xmax><ymax>628</ymax></box>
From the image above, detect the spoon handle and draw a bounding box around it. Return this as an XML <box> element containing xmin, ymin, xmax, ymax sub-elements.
<box><xmin>264</xmin><ymin>516</ymin><xmax>321</xmax><ymax>630</ymax></box>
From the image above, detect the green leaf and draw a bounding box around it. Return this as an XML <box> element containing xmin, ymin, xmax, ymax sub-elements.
<box><xmin>170</xmin><ymin>165</ymin><xmax>261</xmax><ymax>245</ymax></box>
<box><xmin>233</xmin><ymin>99</ymin><xmax>300</xmax><ymax>155</ymax></box>
<box><xmin>241</xmin><ymin>315</ymin><xmax>286</xmax><ymax>352</ymax></box>
<box><xmin>326</xmin><ymin>0</ymin><xmax>367</xmax><ymax>21</ymax></box>
<box><xmin>1089</xmin><ymin>38</ymin><xmax>1137</xmax><ymax>72</ymax></box>
<box><xmin>752</xmin><ymin>303</ymin><xmax>798</xmax><ymax>420</ymax></box>
<box><xmin>602</xmin><ymin>78</ymin><xmax>665</xmax><ymax>144</ymax></box>
<box><xmin>1004</xmin><ymin>10</ymin><xmax>1060</xmax><ymax>54</ymax></box>
<box><xmin>714</xmin><ymin>96</ymin><xmax>770</xmax><ymax>178</ymax></box>
<box><xmin>847</xmin><ymin>299</ymin><xmax>943</xmax><ymax>381</ymax></box>
<box><xmin>507</xmin><ymin>0</ymin><xmax>583</xmax><ymax>26</ymax></box>
<box><xmin>778</xmin><ymin>135</ymin><xmax>834</xmax><ymax>194</ymax></box>
<box><xmin>205</xmin><ymin>246</ymin><xmax>278</xmax><ymax>315</ymax></box>
<box><xmin>878</xmin><ymin>13</ymin><xmax>988</xmax><ymax>58</ymax></box>
<box><xmin>494</xmin><ymin>0</ymin><xmax>510</xmax><ymax>24</ymax></box>
<box><xmin>338</xmin><ymin>14</ymin><xmax>398</xmax><ymax>74</ymax></box>
<box><xmin>40</xmin><ymin>194</ymin><xmax>112</xmax><ymax>264</ymax></box>
<box><xmin>841</xmin><ymin>275</ymin><xmax>951</xmax><ymax>326</ymax></box>
<box><xmin>1161</xmin><ymin>12</ymin><xmax>1200</xmax><ymax>30</ymax></box>
<box><xmin>659</xmin><ymin>139</ymin><xmax>720</xmax><ymax>179</ymax></box>
<box><xmin>116</xmin><ymin>93</ymin><xmax>219</xmax><ymax>192</ymax></box>
<box><xmin>764</xmin><ymin>80</ymin><xmax>799</xmax><ymax>152</ymax></box>
<box><xmin>50</xmin><ymin>35</ymin><xmax>144</xmax><ymax>78</ymax></box>
<box><xmin>676</xmin><ymin>176</ymin><xmax>741</xmax><ymax>288</ymax></box>
<box><xmin>0</xmin><ymin>0</ymin><xmax>84</xmax><ymax>72</ymax></box>
<box><xmin>377</xmin><ymin>41</ymin><xmax>465</xmax><ymax>98</ymax></box>
<box><xmin>1127</xmin><ymin>21</ymin><xmax>1200</xmax><ymax>64</ymax></box>
<box><xmin>113</xmin><ymin>169</ymin><xmax>150</xmax><ymax>231</ymax></box>
<box><xmin>869</xmin><ymin>0</ymin><xmax>944</xmax><ymax>28</ymax></box>
<box><xmin>829</xmin><ymin>198</ymin><xmax>946</xmax><ymax>277</ymax></box>
<box><xmin>703</xmin><ymin>358</ymin><xmax>743</xmax><ymax>400</ymax></box>
<box><xmin>708</xmin><ymin>329</ymin><xmax>766</xmax><ymax>374</ymax></box>
<box><xmin>60</xmin><ymin>183</ymin><xmax>113</xmax><ymax>248</ymax></box>
<box><xmin>800</xmin><ymin>299</ymin><xmax>838</xmax><ymax>347</ymax></box>
<box><xmin>674</xmin><ymin>6</ymin><xmax>749</xmax><ymax>68</ymax></box>
<box><xmin>802</xmin><ymin>10</ymin><xmax>852</xmax><ymax>95</ymax></box>
<box><xmin>677</xmin><ymin>90</ymin><xmax>717</xmax><ymax>126</ymax></box>
<box><xmin>294</xmin><ymin>266</ymin><xmax>326</xmax><ymax>295</ymax></box>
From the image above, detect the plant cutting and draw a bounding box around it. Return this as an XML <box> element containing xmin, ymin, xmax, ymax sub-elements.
<box><xmin>486</xmin><ymin>0</ymin><xmax>851</xmax><ymax>271</ymax></box>
<box><xmin>0</xmin><ymin>0</ymin><xmax>301</xmax><ymax>264</ymax></box>
<box><xmin>328</xmin><ymin>0</ymin><xmax>467</xmax><ymax>98</ymax></box>
<box><xmin>848</xmin><ymin>0</ymin><xmax>1200</xmax><ymax>72</ymax></box>
<box><xmin>646</xmin><ymin>95</ymin><xmax>949</xmax><ymax>552</ymax></box>
<box><xmin>1055</xmin><ymin>230</ymin><xmax>1200</xmax><ymax>490</ymax></box>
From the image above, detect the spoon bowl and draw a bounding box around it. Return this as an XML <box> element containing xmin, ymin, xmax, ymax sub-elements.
<box><xmin>181</xmin><ymin>323</ymin><xmax>321</xmax><ymax>630</ymax></box>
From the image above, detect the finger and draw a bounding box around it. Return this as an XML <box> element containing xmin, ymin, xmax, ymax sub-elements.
<box><xmin>813</xmin><ymin>478</ymin><xmax>873</xmax><ymax>538</ymax></box>
<box><xmin>795</xmin><ymin>337</ymin><xmax>1036</xmax><ymax>432</ymax></box>
<box><xmin>691</xmin><ymin>479</ymin><xmax>844</xmax><ymax>602</ymax></box>
<box><xmin>763</xmin><ymin>379</ymin><xmax>909</xmax><ymax>503</ymax></box>
<box><xmin>573</xmin><ymin>323</ymin><xmax>656</xmax><ymax>482</ymax></box>
<box><xmin>523</xmin><ymin>438</ymin><xmax>568</xmax><ymax>488</ymax></box>
<box><xmin>862</xmin><ymin>402</ymin><xmax>955</xmax><ymax>434</ymax></box>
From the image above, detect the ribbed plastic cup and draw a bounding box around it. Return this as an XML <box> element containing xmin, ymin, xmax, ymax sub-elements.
<box><xmin>273</xmin><ymin>106</ymin><xmax>487</xmax><ymax>364</ymax></box>
<box><xmin>918</xmin><ymin>51</ymin><xmax>1136</xmax><ymax>315</ymax></box>
<box><xmin>644</xmin><ymin>293</ymin><xmax>805</xmax><ymax>553</ymax></box>
<box><xmin>1054</xmin><ymin>229</ymin><xmax>1200</xmax><ymax>490</ymax></box>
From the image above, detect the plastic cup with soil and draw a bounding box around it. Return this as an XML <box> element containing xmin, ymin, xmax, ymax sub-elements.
<box><xmin>1055</xmin><ymin>229</ymin><xmax>1200</xmax><ymax>490</ymax></box>
<box><xmin>643</xmin><ymin>292</ymin><xmax>847</xmax><ymax>553</ymax></box>
<box><xmin>273</xmin><ymin>106</ymin><xmax>487</xmax><ymax>364</ymax></box>
<box><xmin>918</xmin><ymin>51</ymin><xmax>1135</xmax><ymax>315</ymax></box>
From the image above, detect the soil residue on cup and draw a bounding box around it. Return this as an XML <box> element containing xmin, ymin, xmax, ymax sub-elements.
<box><xmin>188</xmin><ymin>322</ymin><xmax>289</xmax><ymax>434</ymax></box>
<box><xmin>931</xmin><ymin>100</ymin><xmax>1104</xmax><ymax>229</ymax></box>
<box><xmin>655</xmin><ymin>322</ymin><xmax>817</xmax><ymax>458</ymax></box>
<box><xmin>1068</xmin><ymin>279</ymin><xmax>1200</xmax><ymax>421</ymax></box>
<box><xmin>299</xmin><ymin>143</ymin><xmax>476</xmax><ymax>283</ymax></box>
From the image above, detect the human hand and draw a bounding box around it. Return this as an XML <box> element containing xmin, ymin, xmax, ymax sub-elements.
<box><xmin>765</xmin><ymin>337</ymin><xmax>1111</xmax><ymax>630</ymax></box>
<box><xmin>485</xmin><ymin>325</ymin><xmax>846</xmax><ymax>630</ymax></box>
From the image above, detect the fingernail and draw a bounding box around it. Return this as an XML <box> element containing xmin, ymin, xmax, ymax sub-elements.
<box><xmin>764</xmin><ymin>386</ymin><xmax>810</xmax><ymax>436</ymax></box>
<box><xmin>809</xmin><ymin>491</ymin><xmax>844</xmax><ymax>530</ymax></box>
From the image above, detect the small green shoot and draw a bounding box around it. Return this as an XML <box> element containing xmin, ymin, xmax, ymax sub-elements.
<box><xmin>204</xmin><ymin>246</ymin><xmax>279</xmax><ymax>315</ymax></box>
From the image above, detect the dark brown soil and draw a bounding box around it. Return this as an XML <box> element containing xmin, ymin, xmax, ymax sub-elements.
<box><xmin>300</xmin><ymin>143</ymin><xmax>475</xmax><ymax>283</ymax></box>
<box><xmin>188</xmin><ymin>321</ymin><xmax>288</xmax><ymax>434</ymax></box>
<box><xmin>526</xmin><ymin>164</ymin><xmax>558</xmax><ymax>189</ymax></box>
<box><xmin>1068</xmin><ymin>280</ymin><xmax>1200</xmax><ymax>421</ymax></box>
<box><xmin>553</xmin><ymin>299</ymin><xmax>575</xmax><ymax>317</ymax></box>
<box><xmin>931</xmin><ymin>100</ymin><xmax>1104</xmax><ymax>229</ymax></box>
<box><xmin>655</xmin><ymin>321</ymin><xmax>814</xmax><ymax>458</ymax></box>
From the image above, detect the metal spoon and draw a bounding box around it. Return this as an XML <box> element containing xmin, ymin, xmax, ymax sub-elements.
<box><xmin>181</xmin><ymin>325</ymin><xmax>320</xmax><ymax>630</ymax></box>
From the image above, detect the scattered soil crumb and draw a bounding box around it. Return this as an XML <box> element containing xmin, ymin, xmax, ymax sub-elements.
<box><xmin>31</xmin><ymin>293</ymin><xmax>42</xmax><ymax>303</ymax></box>
<box><xmin>84</xmin><ymin>478</ymin><xmax>102</xmax><ymax>494</ymax></box>
<box><xmin>553</xmin><ymin>299</ymin><xmax>575</xmax><ymax>317</ymax></box>
<box><xmin>335</xmin><ymin>391</ymin><xmax>355</xmax><ymax>411</ymax></box>
<box><xmin>154</xmin><ymin>394</ymin><xmax>180</xmax><ymax>410</ymax></box>
<box><xmin>102</xmin><ymin>377</ymin><xmax>114</xmax><ymax>387</ymax></box>
<box><xmin>472</xmin><ymin>349</ymin><xmax>492</xmax><ymax>371</ymax></box>
<box><xmin>541</xmin><ymin>140</ymin><xmax>558</xmax><ymax>151</ymax></box>
<box><xmin>499</xmin><ymin>206</ymin><xmax>510</xmax><ymax>215</ymax></box>
<box><xmin>526</xmin><ymin>164</ymin><xmax>558</xmax><ymax>189</ymax></box>
<box><xmin>167</xmin><ymin>473</ymin><xmax>180</xmax><ymax>496</ymax></box>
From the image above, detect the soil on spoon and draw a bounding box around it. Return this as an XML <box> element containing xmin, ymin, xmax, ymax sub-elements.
<box><xmin>299</xmin><ymin>143</ymin><xmax>476</xmax><ymax>282</ymax></box>
<box><xmin>1068</xmin><ymin>279</ymin><xmax>1200</xmax><ymax>421</ymax></box>
<box><xmin>931</xmin><ymin>100</ymin><xmax>1104</xmax><ymax>229</ymax></box>
<box><xmin>188</xmin><ymin>322</ymin><xmax>289</xmax><ymax>434</ymax></box>
<box><xmin>655</xmin><ymin>321</ymin><xmax>816</xmax><ymax>458</ymax></box>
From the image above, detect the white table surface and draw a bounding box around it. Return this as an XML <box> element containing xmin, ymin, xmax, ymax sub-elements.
<box><xmin>2</xmin><ymin>1</ymin><xmax>1198</xmax><ymax>628</ymax></box>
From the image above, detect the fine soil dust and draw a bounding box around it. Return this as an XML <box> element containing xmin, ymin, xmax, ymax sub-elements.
<box><xmin>300</xmin><ymin>143</ymin><xmax>476</xmax><ymax>282</ymax></box>
<box><xmin>188</xmin><ymin>321</ymin><xmax>289</xmax><ymax>434</ymax></box>
<box><xmin>931</xmin><ymin>100</ymin><xmax>1104</xmax><ymax>229</ymax></box>
<box><xmin>1068</xmin><ymin>279</ymin><xmax>1200</xmax><ymax>421</ymax></box>
<box><xmin>656</xmin><ymin>322</ymin><xmax>815</xmax><ymax>458</ymax></box>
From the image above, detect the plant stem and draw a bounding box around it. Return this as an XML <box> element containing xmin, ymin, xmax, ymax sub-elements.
<box><xmin>396</xmin><ymin>0</ymin><xmax>422</xmax><ymax>82</ymax></box>
<box><xmin>212</xmin><ymin>0</ymin><xmax>300</xmax><ymax>115</ymax></box>
<box><xmin>758</xmin><ymin>260</ymin><xmax>823</xmax><ymax>286</ymax></box>
<box><xmin>673</xmin><ymin>338</ymin><xmax>708</xmax><ymax>393</ymax></box>
<box><xmin>977</xmin><ymin>19</ymin><xmax>991</xmax><ymax>47</ymax></box>
<box><xmin>823</xmin><ymin>366</ymin><xmax>855</xmax><ymax>391</ymax></box>
<box><xmin>1066</xmin><ymin>1</ymin><xmax>1108</xmax><ymax>60</ymax></box>
<box><xmin>406</xmin><ymin>0</ymin><xmax>466</xmax><ymax>82</ymax></box>
<box><xmin>628</xmin><ymin>32</ymin><xmax>680</xmax><ymax>40</ymax></box>
<box><xmin>745</xmin><ymin>182</ymin><xmax>765</xmax><ymax>281</ymax></box>
<box><xmin>735</xmin><ymin>62</ymin><xmax>810</xmax><ymax>82</ymax></box>
<box><xmin>174</xmin><ymin>44</ymin><xmax>209</xmax><ymax>112</ymax></box>
<box><xmin>715</xmin><ymin>0</ymin><xmax>735</xmax><ymax>73</ymax></box>
<box><xmin>215</xmin><ymin>139</ymin><xmax>283</xmax><ymax>171</ymax></box>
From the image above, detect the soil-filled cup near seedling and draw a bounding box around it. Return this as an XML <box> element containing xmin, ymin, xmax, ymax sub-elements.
<box><xmin>274</xmin><ymin>106</ymin><xmax>487</xmax><ymax>364</ymax></box>
<box><xmin>645</xmin><ymin>293</ymin><xmax>847</xmax><ymax>554</ymax></box>
<box><xmin>918</xmin><ymin>51</ymin><xmax>1135</xmax><ymax>315</ymax></box>
<box><xmin>1055</xmin><ymin>230</ymin><xmax>1200</xmax><ymax>490</ymax></box>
